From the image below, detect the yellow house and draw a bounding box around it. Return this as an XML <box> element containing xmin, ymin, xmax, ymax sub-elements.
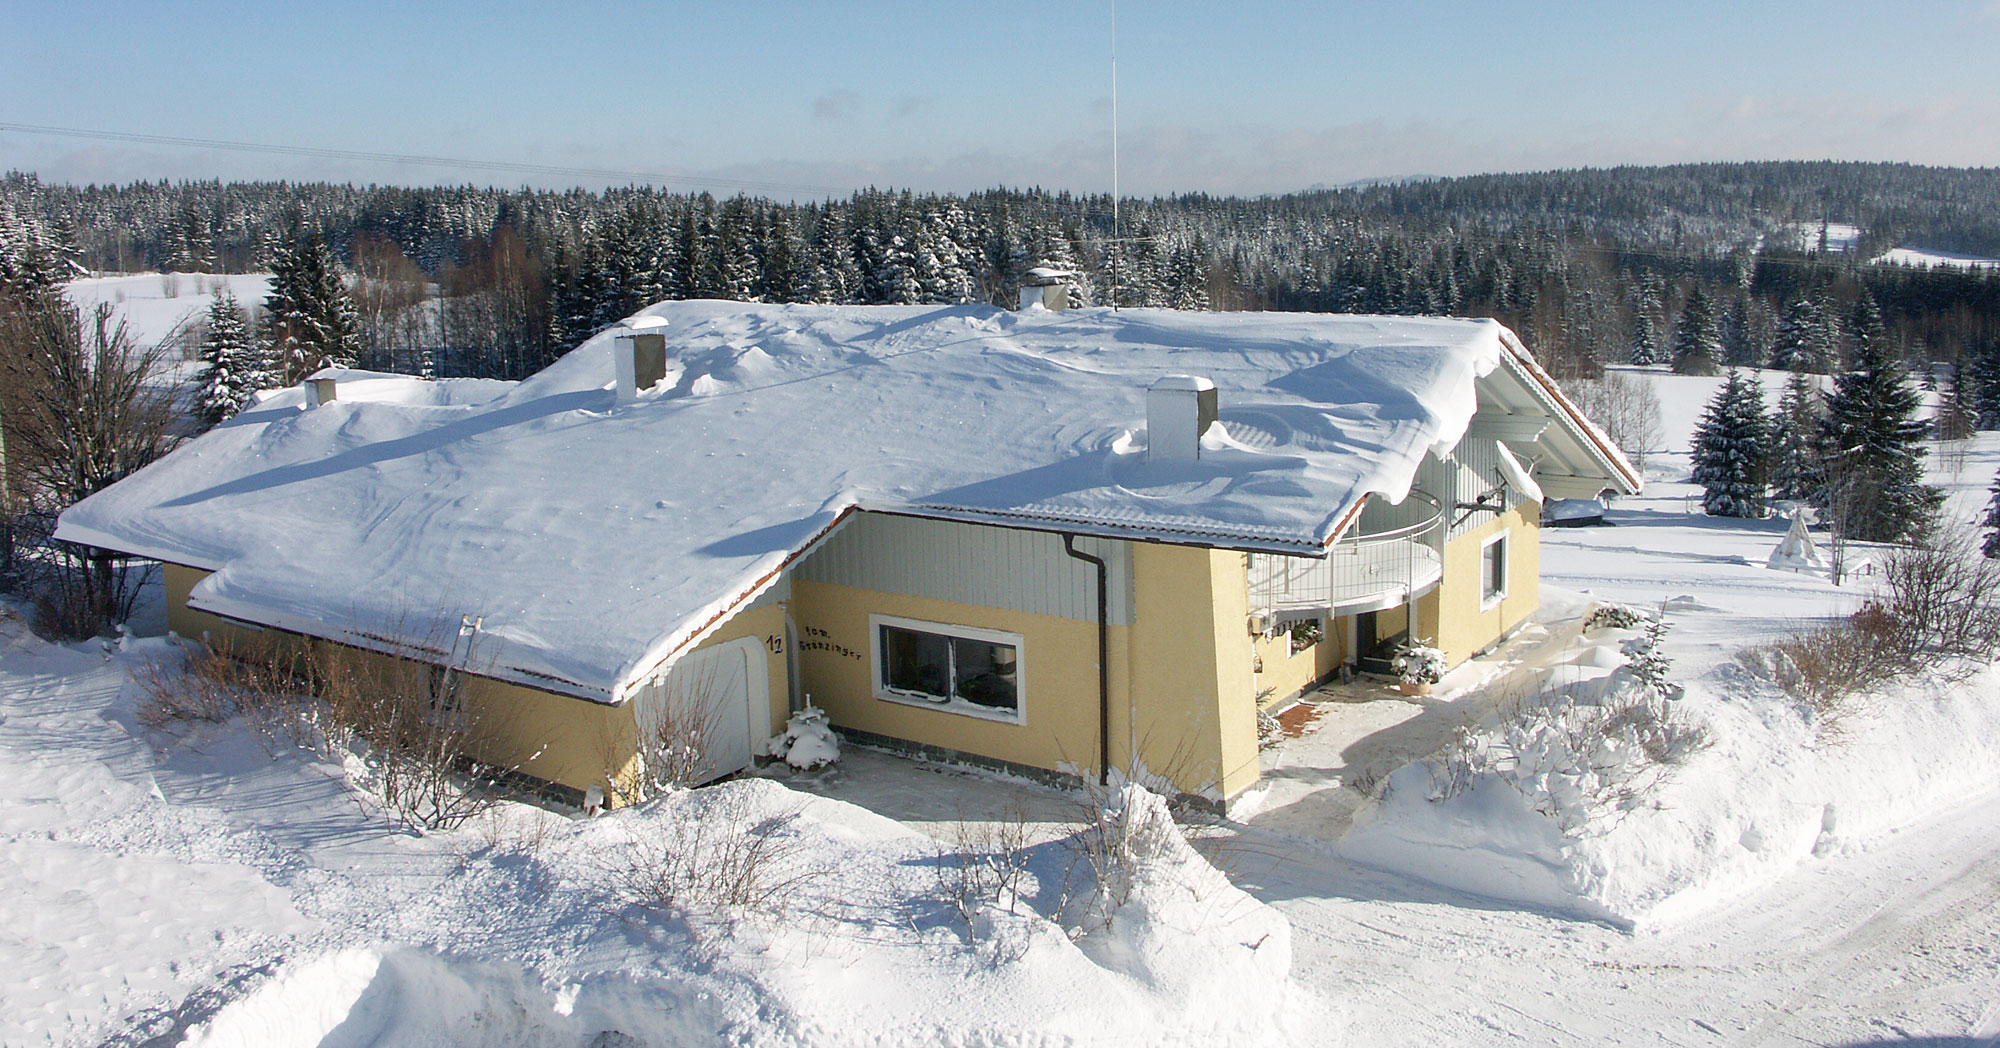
<box><xmin>58</xmin><ymin>298</ymin><xmax>1637</xmax><ymax>809</ymax></box>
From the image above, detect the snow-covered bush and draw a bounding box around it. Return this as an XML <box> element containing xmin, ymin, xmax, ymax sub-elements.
<box><xmin>1584</xmin><ymin>601</ymin><xmax>1650</xmax><ymax>632</ymax></box>
<box><xmin>1623</xmin><ymin>617</ymin><xmax>1677</xmax><ymax>696</ymax></box>
<box><xmin>1256</xmin><ymin>704</ymin><xmax>1283</xmax><ymax>749</ymax></box>
<box><xmin>1424</xmin><ymin>672</ymin><xmax>1711</xmax><ymax>836</ymax></box>
<box><xmin>609</xmin><ymin>781</ymin><xmax>828</xmax><ymax>917</ymax></box>
<box><xmin>1067</xmin><ymin>785</ymin><xmax>1290</xmax><ymax>1003</ymax></box>
<box><xmin>768</xmin><ymin>703</ymin><xmax>840</xmax><ymax>770</ymax></box>
<box><xmin>938</xmin><ymin>798</ymin><xmax>1036</xmax><ymax>932</ymax></box>
<box><xmin>1391</xmin><ymin>642</ymin><xmax>1446</xmax><ymax>685</ymax></box>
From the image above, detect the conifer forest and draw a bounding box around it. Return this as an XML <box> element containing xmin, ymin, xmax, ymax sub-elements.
<box><xmin>4</xmin><ymin>160</ymin><xmax>2000</xmax><ymax>398</ymax></box>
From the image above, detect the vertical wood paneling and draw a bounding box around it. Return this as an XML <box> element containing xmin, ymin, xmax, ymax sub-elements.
<box><xmin>792</xmin><ymin>512</ymin><xmax>1131</xmax><ymax>625</ymax></box>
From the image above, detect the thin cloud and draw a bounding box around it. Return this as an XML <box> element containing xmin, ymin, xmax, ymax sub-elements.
<box><xmin>812</xmin><ymin>90</ymin><xmax>859</xmax><ymax>121</ymax></box>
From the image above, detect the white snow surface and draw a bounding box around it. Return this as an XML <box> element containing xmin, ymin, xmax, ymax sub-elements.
<box><xmin>1872</xmin><ymin>246</ymin><xmax>2000</xmax><ymax>270</ymax></box>
<box><xmin>0</xmin><ymin>620</ymin><xmax>1310</xmax><ymax>1046</ymax></box>
<box><xmin>64</xmin><ymin>273</ymin><xmax>273</xmax><ymax>353</ymax></box>
<box><xmin>58</xmin><ymin>301</ymin><xmax>1511</xmax><ymax>702</ymax></box>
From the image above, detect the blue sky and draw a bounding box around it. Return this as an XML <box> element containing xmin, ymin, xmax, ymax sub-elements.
<box><xmin>5</xmin><ymin>1</ymin><xmax>1999</xmax><ymax>196</ymax></box>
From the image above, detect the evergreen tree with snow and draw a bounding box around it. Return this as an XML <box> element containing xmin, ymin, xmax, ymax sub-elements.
<box><xmin>1167</xmin><ymin>237</ymin><xmax>1211</xmax><ymax>311</ymax></box>
<box><xmin>1629</xmin><ymin>277</ymin><xmax>1662</xmax><ymax>366</ymax></box>
<box><xmin>1848</xmin><ymin>291</ymin><xmax>1889</xmax><ymax>363</ymax></box>
<box><xmin>1719</xmin><ymin>292</ymin><xmax>1765</xmax><ymax>367</ymax></box>
<box><xmin>1690</xmin><ymin>369</ymin><xmax>1772</xmax><ymax>517</ymax></box>
<box><xmin>1816</xmin><ymin>329</ymin><xmax>1942</xmax><ymax>542</ymax></box>
<box><xmin>261</xmin><ymin>227</ymin><xmax>361</xmax><ymax>385</ymax></box>
<box><xmin>0</xmin><ymin>200</ymin><xmax>66</xmax><ymax>301</ymax></box>
<box><xmin>1768</xmin><ymin>293</ymin><xmax>1836</xmax><ymax>373</ymax></box>
<box><xmin>1936</xmin><ymin>367</ymin><xmax>1978</xmax><ymax>441</ymax></box>
<box><xmin>1669</xmin><ymin>285</ymin><xmax>1720</xmax><ymax>375</ymax></box>
<box><xmin>1768</xmin><ymin>371</ymin><xmax>1825</xmax><ymax>503</ymax></box>
<box><xmin>1972</xmin><ymin>337</ymin><xmax>2000</xmax><ymax>430</ymax></box>
<box><xmin>1982</xmin><ymin>468</ymin><xmax>2000</xmax><ymax>559</ymax></box>
<box><xmin>194</xmin><ymin>289</ymin><xmax>262</xmax><ymax>429</ymax></box>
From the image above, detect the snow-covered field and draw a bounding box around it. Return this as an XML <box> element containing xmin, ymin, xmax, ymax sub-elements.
<box><xmin>4</xmin><ymin>366</ymin><xmax>1999</xmax><ymax>1045</ymax></box>
<box><xmin>1872</xmin><ymin>246</ymin><xmax>2000</xmax><ymax>271</ymax></box>
<box><xmin>64</xmin><ymin>273</ymin><xmax>271</xmax><ymax>355</ymax></box>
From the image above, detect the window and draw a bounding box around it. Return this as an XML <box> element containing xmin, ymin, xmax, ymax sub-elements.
<box><xmin>1481</xmin><ymin>533</ymin><xmax>1508</xmax><ymax>605</ymax></box>
<box><xmin>872</xmin><ymin>614</ymin><xmax>1023</xmax><ymax>722</ymax></box>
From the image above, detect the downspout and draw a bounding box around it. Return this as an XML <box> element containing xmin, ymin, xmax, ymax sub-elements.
<box><xmin>1062</xmin><ymin>534</ymin><xmax>1112</xmax><ymax>786</ymax></box>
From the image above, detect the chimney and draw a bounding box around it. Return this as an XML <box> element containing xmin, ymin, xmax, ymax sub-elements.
<box><xmin>614</xmin><ymin>320</ymin><xmax>669</xmax><ymax>402</ymax></box>
<box><xmin>1017</xmin><ymin>265</ymin><xmax>1073</xmax><ymax>311</ymax></box>
<box><xmin>304</xmin><ymin>374</ymin><xmax>338</xmax><ymax>408</ymax></box>
<box><xmin>1147</xmin><ymin>375</ymin><xmax>1217</xmax><ymax>462</ymax></box>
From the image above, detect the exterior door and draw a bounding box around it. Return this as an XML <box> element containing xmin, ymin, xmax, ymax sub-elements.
<box><xmin>641</xmin><ymin>636</ymin><xmax>771</xmax><ymax>783</ymax></box>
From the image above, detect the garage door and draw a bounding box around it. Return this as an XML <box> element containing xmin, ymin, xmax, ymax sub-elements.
<box><xmin>635</xmin><ymin>636</ymin><xmax>771</xmax><ymax>785</ymax></box>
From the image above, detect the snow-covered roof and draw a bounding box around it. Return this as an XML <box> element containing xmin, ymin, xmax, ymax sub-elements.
<box><xmin>58</xmin><ymin>301</ymin><xmax>1628</xmax><ymax>703</ymax></box>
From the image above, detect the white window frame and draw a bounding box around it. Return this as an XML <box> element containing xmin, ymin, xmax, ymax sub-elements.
<box><xmin>1480</xmin><ymin>532</ymin><xmax>1508</xmax><ymax>608</ymax></box>
<box><xmin>869</xmin><ymin>613</ymin><xmax>1026</xmax><ymax>725</ymax></box>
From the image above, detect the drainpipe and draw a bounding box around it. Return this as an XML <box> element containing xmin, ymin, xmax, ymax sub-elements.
<box><xmin>1062</xmin><ymin>534</ymin><xmax>1112</xmax><ymax>786</ymax></box>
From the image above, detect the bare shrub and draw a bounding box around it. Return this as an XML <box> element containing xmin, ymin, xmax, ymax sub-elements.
<box><xmin>630</xmin><ymin>657</ymin><xmax>726</xmax><ymax>797</ymax></box>
<box><xmin>1861</xmin><ymin>527</ymin><xmax>2000</xmax><ymax>670</ymax></box>
<box><xmin>938</xmin><ymin>798</ymin><xmax>1037</xmax><ymax>931</ymax></box>
<box><xmin>306</xmin><ymin>618</ymin><xmax>524</xmax><ymax>831</ymax></box>
<box><xmin>3</xmin><ymin>299</ymin><xmax>173</xmax><ymax>637</ymax></box>
<box><xmin>610</xmin><ymin>790</ymin><xmax>826</xmax><ymax>917</ymax></box>
<box><xmin>131</xmin><ymin>628</ymin><xmax>308</xmax><ymax>740</ymax></box>
<box><xmin>1760</xmin><ymin>625</ymin><xmax>1886</xmax><ymax>739</ymax></box>
<box><xmin>136</xmin><ymin>616</ymin><xmax>531</xmax><ymax>832</ymax></box>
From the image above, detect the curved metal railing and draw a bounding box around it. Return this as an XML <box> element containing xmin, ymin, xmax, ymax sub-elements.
<box><xmin>1249</xmin><ymin>491</ymin><xmax>1445</xmax><ymax>614</ymax></box>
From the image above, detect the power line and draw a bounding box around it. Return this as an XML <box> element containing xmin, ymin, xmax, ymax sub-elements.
<box><xmin>0</xmin><ymin>120</ymin><xmax>850</xmax><ymax>197</ymax></box>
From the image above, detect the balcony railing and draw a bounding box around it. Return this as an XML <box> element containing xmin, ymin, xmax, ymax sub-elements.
<box><xmin>1248</xmin><ymin>491</ymin><xmax>1444</xmax><ymax>616</ymax></box>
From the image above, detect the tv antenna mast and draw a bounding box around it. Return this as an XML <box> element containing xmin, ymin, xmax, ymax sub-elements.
<box><xmin>1111</xmin><ymin>0</ymin><xmax>1120</xmax><ymax>310</ymax></box>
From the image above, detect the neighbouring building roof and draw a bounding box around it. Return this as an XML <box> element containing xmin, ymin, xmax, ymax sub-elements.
<box><xmin>58</xmin><ymin>301</ymin><xmax>1636</xmax><ymax>703</ymax></box>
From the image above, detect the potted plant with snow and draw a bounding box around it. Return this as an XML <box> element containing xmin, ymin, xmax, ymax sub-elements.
<box><xmin>1390</xmin><ymin>642</ymin><xmax>1446</xmax><ymax>697</ymax></box>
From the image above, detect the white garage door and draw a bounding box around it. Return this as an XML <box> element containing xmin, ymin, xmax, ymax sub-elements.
<box><xmin>636</xmin><ymin>636</ymin><xmax>771</xmax><ymax>784</ymax></box>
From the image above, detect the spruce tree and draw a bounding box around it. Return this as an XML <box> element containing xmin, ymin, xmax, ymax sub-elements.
<box><xmin>1669</xmin><ymin>285</ymin><xmax>1720</xmax><ymax>375</ymax></box>
<box><xmin>1936</xmin><ymin>368</ymin><xmax>1978</xmax><ymax>441</ymax></box>
<box><xmin>262</xmin><ymin>228</ymin><xmax>361</xmax><ymax>385</ymax></box>
<box><xmin>1769</xmin><ymin>294</ymin><xmax>1836</xmax><ymax>373</ymax></box>
<box><xmin>1969</xmin><ymin>336</ymin><xmax>2000</xmax><ymax>430</ymax></box>
<box><xmin>1768</xmin><ymin>371</ymin><xmax>1825</xmax><ymax>503</ymax></box>
<box><xmin>1848</xmin><ymin>292</ymin><xmax>1888</xmax><ymax>362</ymax></box>
<box><xmin>1690</xmin><ymin>369</ymin><xmax>1772</xmax><ymax>517</ymax></box>
<box><xmin>1817</xmin><ymin>330</ymin><xmax>1942</xmax><ymax>542</ymax></box>
<box><xmin>1982</xmin><ymin>468</ymin><xmax>2000</xmax><ymax>559</ymax></box>
<box><xmin>194</xmin><ymin>290</ymin><xmax>261</xmax><ymax>429</ymax></box>
<box><xmin>1629</xmin><ymin>275</ymin><xmax>1662</xmax><ymax>365</ymax></box>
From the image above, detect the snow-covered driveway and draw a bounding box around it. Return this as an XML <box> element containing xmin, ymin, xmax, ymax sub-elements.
<box><xmin>1233</xmin><ymin>785</ymin><xmax>2000</xmax><ymax>1046</ymax></box>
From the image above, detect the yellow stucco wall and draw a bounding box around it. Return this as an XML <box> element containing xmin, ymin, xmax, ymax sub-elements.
<box><xmin>790</xmin><ymin>541</ymin><xmax>1261</xmax><ymax>801</ymax></box>
<box><xmin>1253</xmin><ymin>618</ymin><xmax>1335</xmax><ymax>706</ymax></box>
<box><xmin>159</xmin><ymin>563</ymin><xmax>787</xmax><ymax>804</ymax></box>
<box><xmin>1122</xmin><ymin>545</ymin><xmax>1260</xmax><ymax>799</ymax></box>
<box><xmin>789</xmin><ymin>578</ymin><xmax>1113</xmax><ymax>779</ymax></box>
<box><xmin>1429</xmin><ymin>504</ymin><xmax>1541</xmax><ymax>666</ymax></box>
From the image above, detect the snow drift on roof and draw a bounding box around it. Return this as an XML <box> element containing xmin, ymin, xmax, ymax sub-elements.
<box><xmin>60</xmin><ymin>302</ymin><xmax>1506</xmax><ymax>702</ymax></box>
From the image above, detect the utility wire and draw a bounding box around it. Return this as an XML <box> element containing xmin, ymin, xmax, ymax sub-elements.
<box><xmin>6</xmin><ymin>122</ymin><xmax>1982</xmax><ymax>277</ymax></box>
<box><xmin>0</xmin><ymin>120</ymin><xmax>850</xmax><ymax>197</ymax></box>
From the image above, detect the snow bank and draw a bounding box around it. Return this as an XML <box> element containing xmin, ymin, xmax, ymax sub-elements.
<box><xmin>182</xmin><ymin>946</ymin><xmax>730</xmax><ymax>1048</ymax></box>
<box><xmin>2</xmin><ymin>613</ymin><xmax>1309</xmax><ymax>1045</ymax></box>
<box><xmin>1341</xmin><ymin>609</ymin><xmax>2000</xmax><ymax>928</ymax></box>
<box><xmin>1077</xmin><ymin>787</ymin><xmax>1292</xmax><ymax>1016</ymax></box>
